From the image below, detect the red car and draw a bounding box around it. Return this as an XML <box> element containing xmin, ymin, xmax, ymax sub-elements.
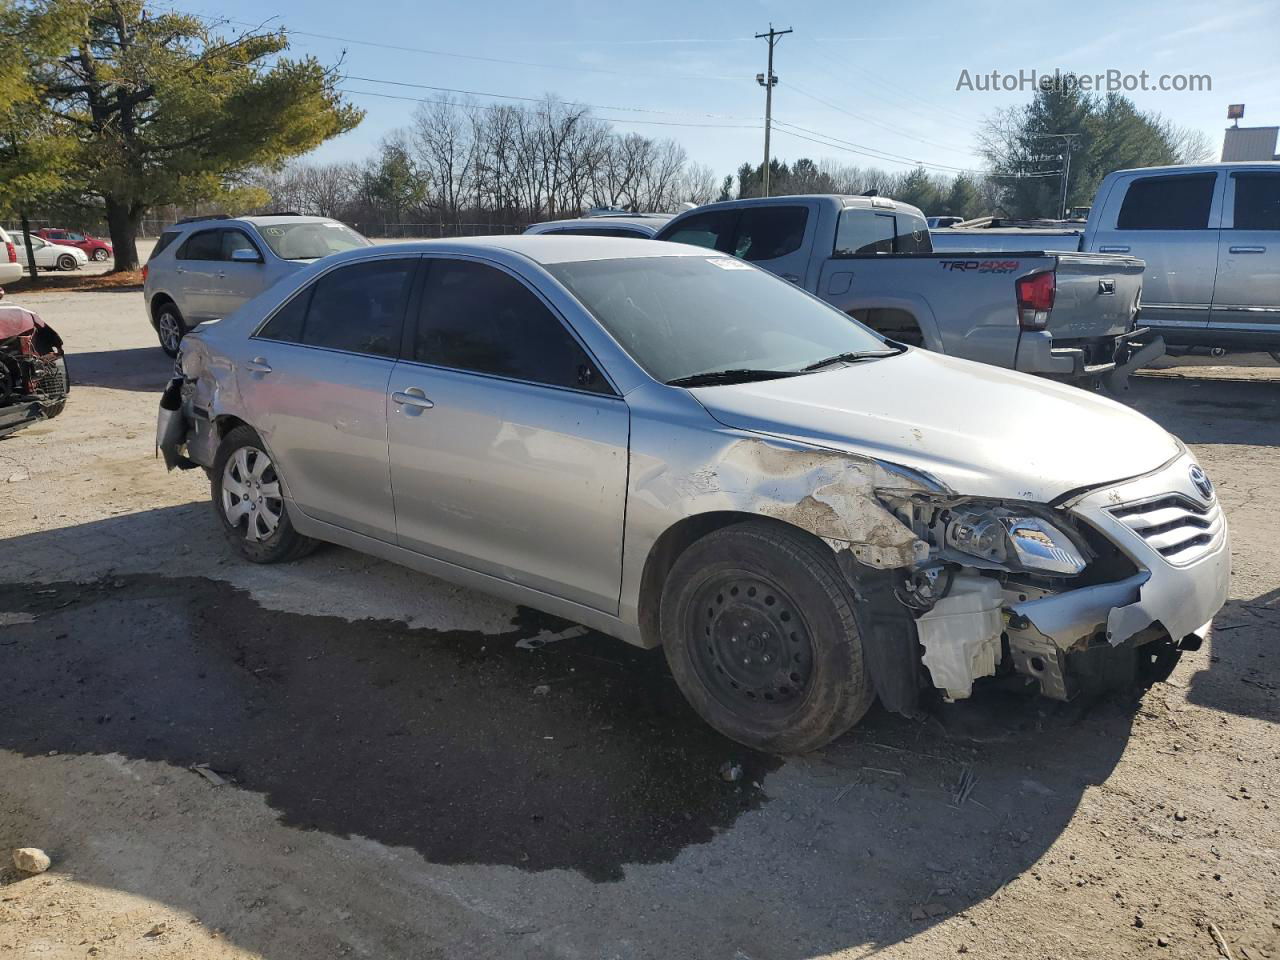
<box><xmin>35</xmin><ymin>228</ymin><xmax>113</xmax><ymax>262</ymax></box>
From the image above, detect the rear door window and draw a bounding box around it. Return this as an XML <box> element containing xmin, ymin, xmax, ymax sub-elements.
<box><xmin>657</xmin><ymin>210</ymin><xmax>736</xmax><ymax>251</ymax></box>
<box><xmin>731</xmin><ymin>206</ymin><xmax>809</xmax><ymax>261</ymax></box>
<box><xmin>178</xmin><ymin>229</ymin><xmax>223</xmax><ymax>260</ymax></box>
<box><xmin>412</xmin><ymin>258</ymin><xmax>609</xmax><ymax>393</ymax></box>
<box><xmin>150</xmin><ymin>230</ymin><xmax>182</xmax><ymax>259</ymax></box>
<box><xmin>256</xmin><ymin>258</ymin><xmax>415</xmax><ymax>358</ymax></box>
<box><xmin>1232</xmin><ymin>173</ymin><xmax>1280</xmax><ymax>230</ymax></box>
<box><xmin>1117</xmin><ymin>174</ymin><xmax>1216</xmax><ymax>230</ymax></box>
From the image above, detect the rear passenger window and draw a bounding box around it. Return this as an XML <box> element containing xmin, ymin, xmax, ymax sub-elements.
<box><xmin>658</xmin><ymin>211</ymin><xmax>734</xmax><ymax>251</ymax></box>
<box><xmin>732</xmin><ymin>206</ymin><xmax>809</xmax><ymax>261</ymax></box>
<box><xmin>150</xmin><ymin>231</ymin><xmax>181</xmax><ymax>259</ymax></box>
<box><xmin>413</xmin><ymin>259</ymin><xmax>608</xmax><ymax>393</ymax></box>
<box><xmin>835</xmin><ymin>212</ymin><xmax>895</xmax><ymax>255</ymax></box>
<box><xmin>178</xmin><ymin>230</ymin><xmax>222</xmax><ymax>260</ymax></box>
<box><xmin>1232</xmin><ymin>173</ymin><xmax>1280</xmax><ymax>230</ymax></box>
<box><xmin>1117</xmin><ymin>174</ymin><xmax>1216</xmax><ymax>230</ymax></box>
<box><xmin>255</xmin><ymin>259</ymin><xmax>414</xmax><ymax>357</ymax></box>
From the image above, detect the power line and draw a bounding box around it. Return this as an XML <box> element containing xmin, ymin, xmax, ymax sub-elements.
<box><xmin>338</xmin><ymin>88</ymin><xmax>763</xmax><ymax>130</ymax></box>
<box><xmin>771</xmin><ymin>120</ymin><xmax>978</xmax><ymax>174</ymax></box>
<box><xmin>338</xmin><ymin>73</ymin><xmax>758</xmax><ymax>122</ymax></box>
<box><xmin>173</xmin><ymin>8</ymin><xmax>748</xmax><ymax>82</ymax></box>
<box><xmin>785</xmin><ymin>82</ymin><xmax>976</xmax><ymax>156</ymax></box>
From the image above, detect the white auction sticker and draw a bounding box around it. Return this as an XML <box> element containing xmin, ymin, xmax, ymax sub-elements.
<box><xmin>706</xmin><ymin>257</ymin><xmax>751</xmax><ymax>270</ymax></box>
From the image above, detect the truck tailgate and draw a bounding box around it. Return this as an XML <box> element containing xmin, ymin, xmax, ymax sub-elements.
<box><xmin>1045</xmin><ymin>252</ymin><xmax>1144</xmax><ymax>339</ymax></box>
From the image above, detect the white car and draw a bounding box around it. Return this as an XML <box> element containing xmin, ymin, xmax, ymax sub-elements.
<box><xmin>0</xmin><ymin>227</ymin><xmax>25</xmax><ymax>286</ymax></box>
<box><xmin>14</xmin><ymin>234</ymin><xmax>89</xmax><ymax>272</ymax></box>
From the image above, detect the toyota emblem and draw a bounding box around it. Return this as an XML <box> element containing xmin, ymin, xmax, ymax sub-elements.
<box><xmin>1189</xmin><ymin>464</ymin><xmax>1214</xmax><ymax>501</ymax></box>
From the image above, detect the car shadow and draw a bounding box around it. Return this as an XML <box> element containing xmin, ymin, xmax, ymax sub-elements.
<box><xmin>65</xmin><ymin>346</ymin><xmax>171</xmax><ymax>393</ymax></box>
<box><xmin>1126</xmin><ymin>374</ymin><xmax>1280</xmax><ymax>447</ymax></box>
<box><xmin>0</xmin><ymin>506</ymin><xmax>1152</xmax><ymax>958</ymax></box>
<box><xmin>1185</xmin><ymin>592</ymin><xmax>1280</xmax><ymax>725</ymax></box>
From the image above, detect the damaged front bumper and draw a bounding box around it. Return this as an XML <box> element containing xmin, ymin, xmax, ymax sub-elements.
<box><xmin>902</xmin><ymin>452</ymin><xmax>1229</xmax><ymax>703</ymax></box>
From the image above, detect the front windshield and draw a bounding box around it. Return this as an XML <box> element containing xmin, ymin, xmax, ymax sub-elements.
<box><xmin>255</xmin><ymin>221</ymin><xmax>370</xmax><ymax>261</ymax></box>
<box><xmin>546</xmin><ymin>255</ymin><xmax>891</xmax><ymax>384</ymax></box>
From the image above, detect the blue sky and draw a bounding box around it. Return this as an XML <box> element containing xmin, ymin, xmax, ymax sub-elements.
<box><xmin>183</xmin><ymin>0</ymin><xmax>1278</xmax><ymax>180</ymax></box>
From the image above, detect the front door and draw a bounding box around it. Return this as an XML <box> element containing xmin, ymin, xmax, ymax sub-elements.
<box><xmin>1212</xmin><ymin>170</ymin><xmax>1280</xmax><ymax>335</ymax></box>
<box><xmin>242</xmin><ymin>256</ymin><xmax>418</xmax><ymax>543</ymax></box>
<box><xmin>1089</xmin><ymin>171</ymin><xmax>1223</xmax><ymax>331</ymax></box>
<box><xmin>212</xmin><ymin>228</ymin><xmax>273</xmax><ymax>317</ymax></box>
<box><xmin>387</xmin><ymin>256</ymin><xmax>629</xmax><ymax>613</ymax></box>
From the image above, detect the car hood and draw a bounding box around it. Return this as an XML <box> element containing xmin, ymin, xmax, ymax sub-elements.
<box><xmin>691</xmin><ymin>349</ymin><xmax>1180</xmax><ymax>503</ymax></box>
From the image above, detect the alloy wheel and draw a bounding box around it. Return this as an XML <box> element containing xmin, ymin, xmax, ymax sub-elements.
<box><xmin>157</xmin><ymin>310</ymin><xmax>182</xmax><ymax>354</ymax></box>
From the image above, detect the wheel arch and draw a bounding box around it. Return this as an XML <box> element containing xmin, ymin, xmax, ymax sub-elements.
<box><xmin>636</xmin><ymin>511</ymin><xmax>836</xmax><ymax>649</ymax></box>
<box><xmin>844</xmin><ymin>295</ymin><xmax>942</xmax><ymax>351</ymax></box>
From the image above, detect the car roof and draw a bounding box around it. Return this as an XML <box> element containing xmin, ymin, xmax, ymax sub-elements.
<box><xmin>325</xmin><ymin>235</ymin><xmax>714</xmax><ymax>266</ymax></box>
<box><xmin>526</xmin><ymin>216</ymin><xmax>669</xmax><ymax>233</ymax></box>
<box><xmin>167</xmin><ymin>214</ymin><xmax>343</xmax><ymax>233</ymax></box>
<box><xmin>668</xmin><ymin>194</ymin><xmax>927</xmax><ymax>218</ymax></box>
<box><xmin>1110</xmin><ymin>160</ymin><xmax>1280</xmax><ymax>177</ymax></box>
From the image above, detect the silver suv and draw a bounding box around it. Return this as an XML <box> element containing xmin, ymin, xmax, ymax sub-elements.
<box><xmin>143</xmin><ymin>214</ymin><xmax>371</xmax><ymax>356</ymax></box>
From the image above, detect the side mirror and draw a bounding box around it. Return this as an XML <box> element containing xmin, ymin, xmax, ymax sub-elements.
<box><xmin>230</xmin><ymin>248</ymin><xmax>261</xmax><ymax>263</ymax></box>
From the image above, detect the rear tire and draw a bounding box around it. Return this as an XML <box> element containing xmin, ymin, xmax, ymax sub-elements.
<box><xmin>154</xmin><ymin>301</ymin><xmax>185</xmax><ymax>358</ymax></box>
<box><xmin>211</xmin><ymin>425</ymin><xmax>318</xmax><ymax>564</ymax></box>
<box><xmin>660</xmin><ymin>520</ymin><xmax>874</xmax><ymax>754</ymax></box>
<box><xmin>91</xmin><ymin>248</ymin><xmax>109</xmax><ymax>261</ymax></box>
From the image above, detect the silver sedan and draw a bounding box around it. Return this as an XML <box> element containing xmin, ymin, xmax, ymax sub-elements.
<box><xmin>159</xmin><ymin>237</ymin><xmax>1229</xmax><ymax>752</ymax></box>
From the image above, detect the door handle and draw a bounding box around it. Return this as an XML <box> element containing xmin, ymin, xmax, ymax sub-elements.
<box><xmin>1098</xmin><ymin>278</ymin><xmax>1116</xmax><ymax>295</ymax></box>
<box><xmin>175</xmin><ymin>266</ymin><xmax>185</xmax><ymax>274</ymax></box>
<box><xmin>217</xmin><ymin>270</ymin><xmax>227</xmax><ymax>279</ymax></box>
<box><xmin>393</xmin><ymin>388</ymin><xmax>435</xmax><ymax>411</ymax></box>
<box><xmin>782</xmin><ymin>273</ymin><xmax>801</xmax><ymax>283</ymax></box>
<box><xmin>1228</xmin><ymin>245</ymin><xmax>1266</xmax><ymax>254</ymax></box>
<box><xmin>244</xmin><ymin>357</ymin><xmax>272</xmax><ymax>374</ymax></box>
<box><xmin>1098</xmin><ymin>245</ymin><xmax>1130</xmax><ymax>253</ymax></box>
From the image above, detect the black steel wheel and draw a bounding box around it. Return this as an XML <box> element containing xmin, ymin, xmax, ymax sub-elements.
<box><xmin>661</xmin><ymin>519</ymin><xmax>873</xmax><ymax>753</ymax></box>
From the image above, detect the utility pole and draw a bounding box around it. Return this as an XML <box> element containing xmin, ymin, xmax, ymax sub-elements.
<box><xmin>755</xmin><ymin>24</ymin><xmax>791</xmax><ymax>198</ymax></box>
<box><xmin>1028</xmin><ymin>132</ymin><xmax>1079</xmax><ymax>219</ymax></box>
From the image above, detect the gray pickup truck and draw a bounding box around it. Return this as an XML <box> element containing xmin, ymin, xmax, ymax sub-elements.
<box><xmin>653</xmin><ymin>195</ymin><xmax>1156</xmax><ymax>385</ymax></box>
<box><xmin>931</xmin><ymin>162</ymin><xmax>1280</xmax><ymax>360</ymax></box>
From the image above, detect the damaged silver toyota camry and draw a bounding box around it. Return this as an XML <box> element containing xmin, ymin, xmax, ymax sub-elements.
<box><xmin>158</xmin><ymin>237</ymin><xmax>1229</xmax><ymax>752</ymax></box>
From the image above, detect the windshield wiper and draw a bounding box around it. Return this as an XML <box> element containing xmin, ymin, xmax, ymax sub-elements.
<box><xmin>666</xmin><ymin>368</ymin><xmax>804</xmax><ymax>388</ymax></box>
<box><xmin>800</xmin><ymin>348</ymin><xmax>902</xmax><ymax>372</ymax></box>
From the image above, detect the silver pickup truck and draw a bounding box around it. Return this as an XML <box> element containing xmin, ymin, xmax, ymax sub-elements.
<box><xmin>931</xmin><ymin>162</ymin><xmax>1280</xmax><ymax>360</ymax></box>
<box><xmin>653</xmin><ymin>195</ymin><xmax>1156</xmax><ymax>385</ymax></box>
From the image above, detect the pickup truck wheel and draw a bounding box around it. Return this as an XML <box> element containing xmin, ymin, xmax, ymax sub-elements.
<box><xmin>660</xmin><ymin>520</ymin><xmax>873</xmax><ymax>754</ymax></box>
<box><xmin>211</xmin><ymin>425</ymin><xmax>318</xmax><ymax>564</ymax></box>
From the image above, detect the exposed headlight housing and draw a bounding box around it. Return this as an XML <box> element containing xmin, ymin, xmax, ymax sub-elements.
<box><xmin>944</xmin><ymin>506</ymin><xmax>1087</xmax><ymax>575</ymax></box>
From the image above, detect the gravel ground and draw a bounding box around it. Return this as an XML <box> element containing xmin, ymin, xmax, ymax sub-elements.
<box><xmin>0</xmin><ymin>286</ymin><xmax>1277</xmax><ymax>960</ymax></box>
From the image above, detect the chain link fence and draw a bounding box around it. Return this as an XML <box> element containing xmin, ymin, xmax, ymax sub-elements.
<box><xmin>2</xmin><ymin>218</ymin><xmax>528</xmax><ymax>241</ymax></box>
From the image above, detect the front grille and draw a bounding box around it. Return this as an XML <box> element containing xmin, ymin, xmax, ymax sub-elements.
<box><xmin>1108</xmin><ymin>493</ymin><xmax>1224</xmax><ymax>565</ymax></box>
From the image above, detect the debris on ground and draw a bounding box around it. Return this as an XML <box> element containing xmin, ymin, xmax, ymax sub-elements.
<box><xmin>719</xmin><ymin>761</ymin><xmax>743</xmax><ymax>783</ymax></box>
<box><xmin>191</xmin><ymin>763</ymin><xmax>227</xmax><ymax>787</ymax></box>
<box><xmin>144</xmin><ymin>922</ymin><xmax>169</xmax><ymax>938</ymax></box>
<box><xmin>12</xmin><ymin>847</ymin><xmax>51</xmax><ymax>873</ymax></box>
<box><xmin>532</xmin><ymin>684</ymin><xmax>551</xmax><ymax>696</ymax></box>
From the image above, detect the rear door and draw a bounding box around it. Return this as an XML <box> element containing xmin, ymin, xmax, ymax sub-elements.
<box><xmin>1212</xmin><ymin>170</ymin><xmax>1280</xmax><ymax>335</ymax></box>
<box><xmin>387</xmin><ymin>256</ymin><xmax>629</xmax><ymax>613</ymax></box>
<box><xmin>728</xmin><ymin>203</ymin><xmax>816</xmax><ymax>284</ymax></box>
<box><xmin>1088</xmin><ymin>171</ymin><xmax>1222</xmax><ymax>330</ymax></box>
<box><xmin>243</xmin><ymin>256</ymin><xmax>417</xmax><ymax>543</ymax></box>
<box><xmin>173</xmin><ymin>228</ymin><xmax>225</xmax><ymax>320</ymax></box>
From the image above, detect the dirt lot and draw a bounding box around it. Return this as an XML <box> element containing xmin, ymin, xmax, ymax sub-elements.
<box><xmin>1</xmin><ymin>286</ymin><xmax>1277</xmax><ymax>960</ymax></box>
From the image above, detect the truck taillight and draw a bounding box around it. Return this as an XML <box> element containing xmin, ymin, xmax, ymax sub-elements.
<box><xmin>5</xmin><ymin>242</ymin><xmax>14</xmax><ymax>263</ymax></box>
<box><xmin>1016</xmin><ymin>270</ymin><xmax>1055</xmax><ymax>330</ymax></box>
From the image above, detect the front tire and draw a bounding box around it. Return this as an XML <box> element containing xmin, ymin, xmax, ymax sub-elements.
<box><xmin>56</xmin><ymin>254</ymin><xmax>77</xmax><ymax>271</ymax></box>
<box><xmin>211</xmin><ymin>425</ymin><xmax>317</xmax><ymax>564</ymax></box>
<box><xmin>660</xmin><ymin>520</ymin><xmax>874</xmax><ymax>754</ymax></box>
<box><xmin>154</xmin><ymin>302</ymin><xmax>185</xmax><ymax>357</ymax></box>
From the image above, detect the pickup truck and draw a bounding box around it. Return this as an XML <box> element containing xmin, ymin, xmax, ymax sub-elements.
<box><xmin>653</xmin><ymin>195</ymin><xmax>1157</xmax><ymax>385</ymax></box>
<box><xmin>931</xmin><ymin>162</ymin><xmax>1280</xmax><ymax>361</ymax></box>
